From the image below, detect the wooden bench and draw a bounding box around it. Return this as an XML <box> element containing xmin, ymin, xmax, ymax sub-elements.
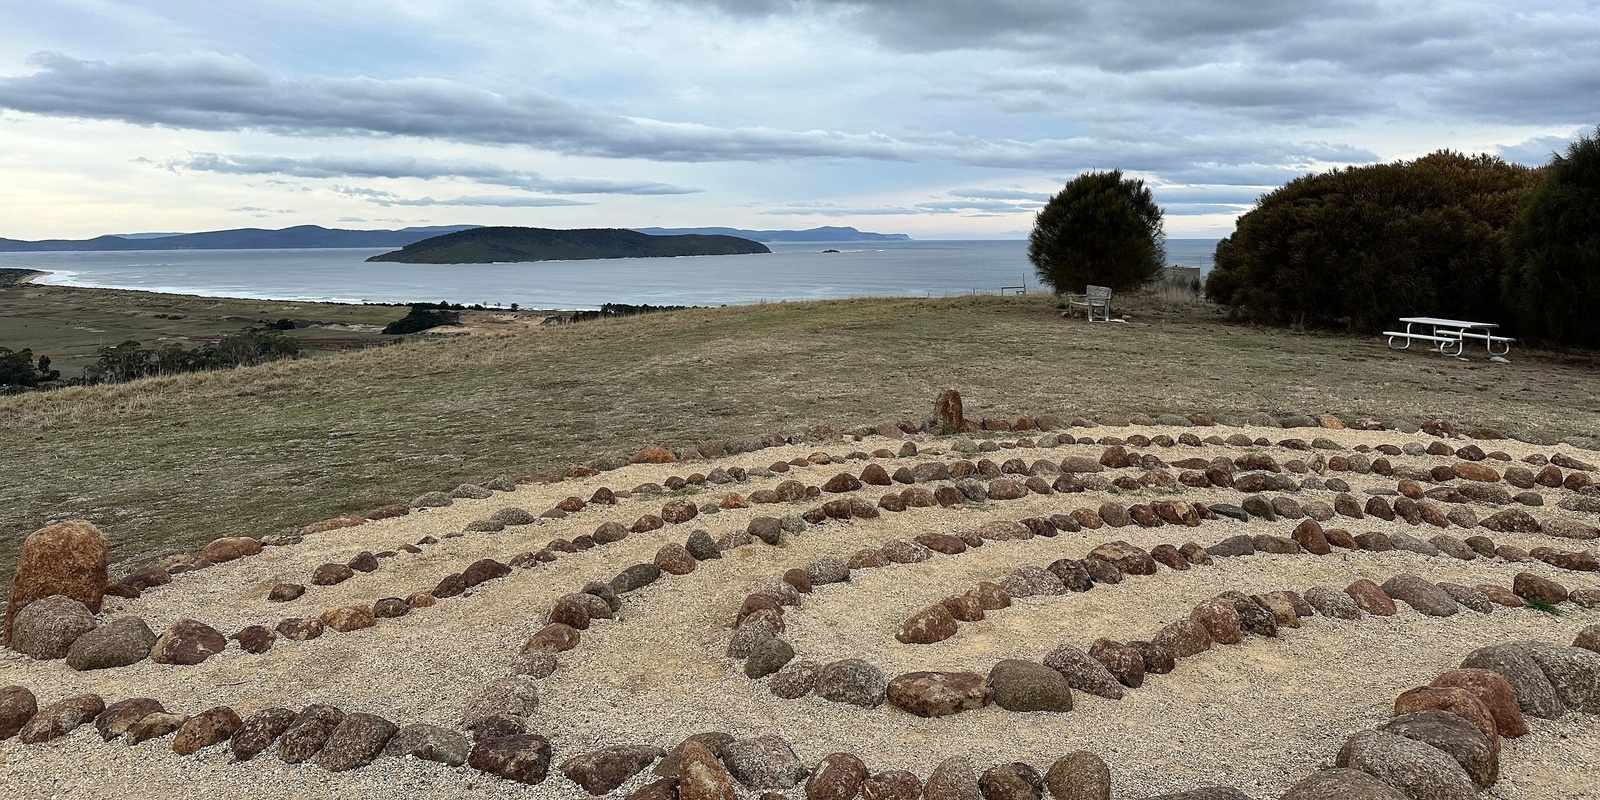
<box><xmin>1067</xmin><ymin>285</ymin><xmax>1113</xmax><ymax>321</ymax></box>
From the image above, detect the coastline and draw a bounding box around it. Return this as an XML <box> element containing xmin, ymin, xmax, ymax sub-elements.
<box><xmin>0</xmin><ymin>268</ymin><xmax>49</xmax><ymax>287</ymax></box>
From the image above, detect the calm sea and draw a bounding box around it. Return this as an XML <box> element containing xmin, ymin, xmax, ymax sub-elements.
<box><xmin>3</xmin><ymin>239</ymin><xmax>1218</xmax><ymax>309</ymax></box>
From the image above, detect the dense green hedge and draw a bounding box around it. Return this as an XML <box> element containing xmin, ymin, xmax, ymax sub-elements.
<box><xmin>1205</xmin><ymin>151</ymin><xmax>1540</xmax><ymax>332</ymax></box>
<box><xmin>1503</xmin><ymin>127</ymin><xmax>1600</xmax><ymax>347</ymax></box>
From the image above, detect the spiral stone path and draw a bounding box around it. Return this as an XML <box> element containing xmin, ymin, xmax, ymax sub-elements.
<box><xmin>2</xmin><ymin>410</ymin><xmax>1599</xmax><ymax>799</ymax></box>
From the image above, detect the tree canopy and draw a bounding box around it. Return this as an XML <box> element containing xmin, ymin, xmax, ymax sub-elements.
<box><xmin>1204</xmin><ymin>151</ymin><xmax>1539</xmax><ymax>331</ymax></box>
<box><xmin>1028</xmin><ymin>170</ymin><xmax>1166</xmax><ymax>293</ymax></box>
<box><xmin>1502</xmin><ymin>125</ymin><xmax>1600</xmax><ymax>347</ymax></box>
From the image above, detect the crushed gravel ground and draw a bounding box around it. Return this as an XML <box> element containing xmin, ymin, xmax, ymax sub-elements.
<box><xmin>2</xmin><ymin>426</ymin><xmax>1598</xmax><ymax>799</ymax></box>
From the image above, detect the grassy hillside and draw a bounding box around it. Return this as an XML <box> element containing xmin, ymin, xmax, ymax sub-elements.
<box><xmin>3</xmin><ymin>292</ymin><xmax>1599</xmax><ymax>597</ymax></box>
<box><xmin>0</xmin><ymin>284</ymin><xmax>404</xmax><ymax>376</ymax></box>
<box><xmin>367</xmin><ymin>226</ymin><xmax>771</xmax><ymax>264</ymax></box>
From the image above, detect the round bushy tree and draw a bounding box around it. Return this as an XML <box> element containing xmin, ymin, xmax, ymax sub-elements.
<box><xmin>1028</xmin><ymin>170</ymin><xmax>1166</xmax><ymax>293</ymax></box>
<box><xmin>1503</xmin><ymin>126</ymin><xmax>1600</xmax><ymax>346</ymax></box>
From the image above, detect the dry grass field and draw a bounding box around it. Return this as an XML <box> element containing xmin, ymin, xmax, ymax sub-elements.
<box><xmin>0</xmin><ymin>282</ymin><xmax>405</xmax><ymax>375</ymax></box>
<box><xmin>3</xmin><ymin>288</ymin><xmax>1599</xmax><ymax>597</ymax></box>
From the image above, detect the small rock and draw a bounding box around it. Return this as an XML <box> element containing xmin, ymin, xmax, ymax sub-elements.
<box><xmin>561</xmin><ymin>744</ymin><xmax>667</xmax><ymax>794</ymax></box>
<box><xmin>470</xmin><ymin>732</ymin><xmax>554</xmax><ymax>784</ymax></box>
<box><xmin>886</xmin><ymin>671</ymin><xmax>992</xmax><ymax>717</ymax></box>
<box><xmin>1042</xmin><ymin>644</ymin><xmax>1123</xmax><ymax>699</ymax></box>
<box><xmin>278</xmin><ymin>704</ymin><xmax>345</xmax><ymax>763</ymax></box>
<box><xmin>987</xmin><ymin>659</ymin><xmax>1073</xmax><ymax>712</ymax></box>
<box><xmin>816</xmin><ymin>659</ymin><xmax>888</xmax><ymax>707</ymax></box>
<box><xmin>95</xmin><ymin>697</ymin><xmax>164</xmax><ymax>742</ymax></box>
<box><xmin>150</xmin><ymin>618</ymin><xmax>228</xmax><ymax>665</ymax></box>
<box><xmin>173</xmin><ymin>706</ymin><xmax>243</xmax><ymax>756</ymax></box>
<box><xmin>1335</xmin><ymin>730</ymin><xmax>1476</xmax><ymax>800</ymax></box>
<box><xmin>231</xmin><ymin>707</ymin><xmax>297</xmax><ymax>761</ymax></box>
<box><xmin>384</xmin><ymin>722</ymin><xmax>470</xmax><ymax>766</ymax></box>
<box><xmin>18</xmin><ymin>693</ymin><xmax>105</xmax><ymax>744</ymax></box>
<box><xmin>721</xmin><ymin>735</ymin><xmax>808</xmax><ymax>790</ymax></box>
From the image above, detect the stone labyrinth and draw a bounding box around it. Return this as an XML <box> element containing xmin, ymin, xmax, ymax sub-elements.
<box><xmin>3</xmin><ymin>398</ymin><xmax>1600</xmax><ymax>800</ymax></box>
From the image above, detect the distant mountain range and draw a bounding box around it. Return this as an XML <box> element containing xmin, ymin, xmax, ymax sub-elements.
<box><xmin>0</xmin><ymin>224</ymin><xmax>909</xmax><ymax>251</ymax></box>
<box><xmin>0</xmin><ymin>225</ymin><xmax>480</xmax><ymax>252</ymax></box>
<box><xmin>631</xmin><ymin>226</ymin><xmax>911</xmax><ymax>242</ymax></box>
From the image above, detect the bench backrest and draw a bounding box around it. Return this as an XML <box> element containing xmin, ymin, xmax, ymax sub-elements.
<box><xmin>1086</xmin><ymin>285</ymin><xmax>1112</xmax><ymax>302</ymax></box>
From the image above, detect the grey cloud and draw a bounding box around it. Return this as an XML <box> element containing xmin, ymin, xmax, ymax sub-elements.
<box><xmin>0</xmin><ymin>51</ymin><xmax>923</xmax><ymax>163</ymax></box>
<box><xmin>0</xmin><ymin>51</ymin><xmax>1373</xmax><ymax>174</ymax></box>
<box><xmin>330</xmin><ymin>186</ymin><xmax>589</xmax><ymax>208</ymax></box>
<box><xmin>227</xmin><ymin>206</ymin><xmax>294</xmax><ymax>214</ymax></box>
<box><xmin>676</xmin><ymin>0</ymin><xmax>1599</xmax><ymax>129</ymax></box>
<box><xmin>949</xmin><ymin>188</ymin><xmax>1054</xmax><ymax>202</ymax></box>
<box><xmin>1495</xmin><ymin>134</ymin><xmax>1574</xmax><ymax>167</ymax></box>
<box><xmin>168</xmin><ymin>152</ymin><xmax>699</xmax><ymax>195</ymax></box>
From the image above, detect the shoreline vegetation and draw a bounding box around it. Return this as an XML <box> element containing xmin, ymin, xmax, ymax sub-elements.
<box><xmin>3</xmin><ymin>284</ymin><xmax>1599</xmax><ymax>595</ymax></box>
<box><xmin>0</xmin><ymin>268</ymin><xmax>48</xmax><ymax>287</ymax></box>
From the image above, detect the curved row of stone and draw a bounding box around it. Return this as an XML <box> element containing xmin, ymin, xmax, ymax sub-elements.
<box><xmin>1278</xmin><ymin>629</ymin><xmax>1600</xmax><ymax>799</ymax></box>
<box><xmin>90</xmin><ymin>414</ymin><xmax>1600</xmax><ymax>620</ymax></box>
<box><xmin>89</xmin><ymin>398</ymin><xmax>1596</xmax><ymax>608</ymax></box>
<box><xmin>742</xmin><ymin>556</ymin><xmax>1596</xmax><ymax>721</ymax></box>
<box><xmin>15</xmin><ymin>432</ymin><xmax>1595</xmax><ymax>678</ymax></box>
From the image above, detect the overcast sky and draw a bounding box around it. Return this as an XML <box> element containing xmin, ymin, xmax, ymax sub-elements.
<box><xmin>1</xmin><ymin>1</ymin><xmax>1595</xmax><ymax>239</ymax></box>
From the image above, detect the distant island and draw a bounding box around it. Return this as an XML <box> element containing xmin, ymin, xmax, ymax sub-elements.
<box><xmin>0</xmin><ymin>225</ymin><xmax>479</xmax><ymax>252</ymax></box>
<box><xmin>366</xmin><ymin>226</ymin><xmax>771</xmax><ymax>264</ymax></box>
<box><xmin>0</xmin><ymin>224</ymin><xmax>910</xmax><ymax>253</ymax></box>
<box><xmin>632</xmin><ymin>226</ymin><xmax>911</xmax><ymax>242</ymax></box>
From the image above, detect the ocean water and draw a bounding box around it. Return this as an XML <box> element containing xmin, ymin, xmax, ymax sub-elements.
<box><xmin>3</xmin><ymin>239</ymin><xmax>1218</xmax><ymax>308</ymax></box>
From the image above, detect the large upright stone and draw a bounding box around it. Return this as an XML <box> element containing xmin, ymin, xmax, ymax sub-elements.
<box><xmin>1520</xmin><ymin>642</ymin><xmax>1600</xmax><ymax>713</ymax></box>
<box><xmin>95</xmin><ymin>697</ymin><xmax>164</xmax><ymax>742</ymax></box>
<box><xmin>4</xmin><ymin>520</ymin><xmax>108</xmax><ymax>643</ymax></box>
<box><xmin>383</xmin><ymin>722</ymin><xmax>471</xmax><ymax>767</ymax></box>
<box><xmin>988</xmin><ymin>660</ymin><xmax>1074</xmax><ymax>713</ymax></box>
<box><xmin>231</xmin><ymin>707</ymin><xmax>297</xmax><ymax>761</ymax></box>
<box><xmin>816</xmin><ymin>659</ymin><xmax>888</xmax><ymax>707</ymax></box>
<box><xmin>935</xmin><ymin>389</ymin><xmax>965</xmax><ymax>433</ymax></box>
<box><xmin>277</xmin><ymin>704</ymin><xmax>345</xmax><ymax>763</ymax></box>
<box><xmin>1430</xmin><ymin>668</ymin><xmax>1528</xmax><ymax>737</ymax></box>
<box><xmin>1042</xmin><ymin>644</ymin><xmax>1124</xmax><ymax>700</ymax></box>
<box><xmin>721</xmin><ymin>735</ymin><xmax>808</xmax><ymax>789</ymax></box>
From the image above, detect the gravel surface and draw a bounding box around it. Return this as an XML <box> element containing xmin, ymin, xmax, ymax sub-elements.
<box><xmin>2</xmin><ymin>426</ymin><xmax>1598</xmax><ymax>799</ymax></box>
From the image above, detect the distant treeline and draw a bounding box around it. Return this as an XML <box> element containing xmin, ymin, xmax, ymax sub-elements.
<box><xmin>564</xmin><ymin>303</ymin><xmax>695</xmax><ymax>323</ymax></box>
<box><xmin>1206</xmin><ymin>126</ymin><xmax>1600</xmax><ymax>346</ymax></box>
<box><xmin>0</xmin><ymin>328</ymin><xmax>302</xmax><ymax>394</ymax></box>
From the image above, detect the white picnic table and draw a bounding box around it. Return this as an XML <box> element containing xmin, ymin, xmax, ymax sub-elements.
<box><xmin>1385</xmin><ymin>316</ymin><xmax>1514</xmax><ymax>357</ymax></box>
